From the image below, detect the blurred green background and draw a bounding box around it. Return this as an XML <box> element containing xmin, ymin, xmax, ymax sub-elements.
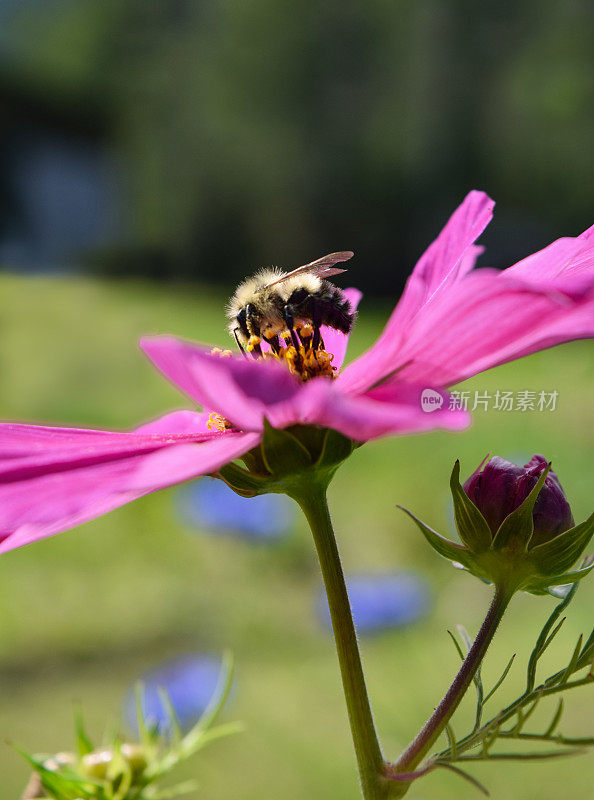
<box><xmin>0</xmin><ymin>1</ymin><xmax>593</xmax><ymax>798</ymax></box>
<box><xmin>0</xmin><ymin>276</ymin><xmax>592</xmax><ymax>798</ymax></box>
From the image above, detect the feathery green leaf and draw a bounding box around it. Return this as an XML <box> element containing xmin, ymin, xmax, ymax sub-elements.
<box><xmin>436</xmin><ymin>761</ymin><xmax>490</xmax><ymax>796</ymax></box>
<box><xmin>483</xmin><ymin>654</ymin><xmax>516</xmax><ymax>705</ymax></box>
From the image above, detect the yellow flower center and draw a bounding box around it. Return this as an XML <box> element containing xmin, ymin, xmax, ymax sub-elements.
<box><xmin>247</xmin><ymin>323</ymin><xmax>337</xmax><ymax>382</ymax></box>
<box><xmin>206</xmin><ymin>324</ymin><xmax>337</xmax><ymax>431</ymax></box>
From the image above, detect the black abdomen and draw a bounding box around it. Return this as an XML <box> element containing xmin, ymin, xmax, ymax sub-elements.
<box><xmin>289</xmin><ymin>282</ymin><xmax>355</xmax><ymax>334</ymax></box>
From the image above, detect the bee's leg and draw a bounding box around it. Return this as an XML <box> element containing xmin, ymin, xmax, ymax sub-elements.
<box><xmin>233</xmin><ymin>328</ymin><xmax>248</xmax><ymax>359</ymax></box>
<box><xmin>283</xmin><ymin>305</ymin><xmax>303</xmax><ymax>370</ymax></box>
<box><xmin>283</xmin><ymin>306</ymin><xmax>300</xmax><ymax>351</ymax></box>
<box><xmin>264</xmin><ymin>334</ymin><xmax>281</xmax><ymax>355</ymax></box>
<box><xmin>312</xmin><ymin>304</ymin><xmax>323</xmax><ymax>351</ymax></box>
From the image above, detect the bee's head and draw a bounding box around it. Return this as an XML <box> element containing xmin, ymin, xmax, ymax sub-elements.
<box><xmin>236</xmin><ymin>306</ymin><xmax>248</xmax><ymax>336</ymax></box>
<box><xmin>243</xmin><ymin>304</ymin><xmax>262</xmax><ymax>337</ymax></box>
<box><xmin>229</xmin><ymin>304</ymin><xmax>260</xmax><ymax>343</ymax></box>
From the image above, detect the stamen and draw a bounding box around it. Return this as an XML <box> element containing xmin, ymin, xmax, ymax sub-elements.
<box><xmin>207</xmin><ymin>350</ymin><xmax>236</xmax><ymax>429</ymax></box>
<box><xmin>259</xmin><ymin>328</ymin><xmax>337</xmax><ymax>382</ymax></box>
<box><xmin>225</xmin><ymin>325</ymin><xmax>337</xmax><ymax>382</ymax></box>
<box><xmin>207</xmin><ymin>412</ymin><xmax>234</xmax><ymax>432</ymax></box>
<box><xmin>297</xmin><ymin>323</ymin><xmax>314</xmax><ymax>350</ymax></box>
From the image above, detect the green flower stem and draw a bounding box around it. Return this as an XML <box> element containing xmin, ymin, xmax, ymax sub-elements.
<box><xmin>293</xmin><ymin>483</ymin><xmax>390</xmax><ymax>800</ymax></box>
<box><xmin>389</xmin><ymin>583</ymin><xmax>513</xmax><ymax>793</ymax></box>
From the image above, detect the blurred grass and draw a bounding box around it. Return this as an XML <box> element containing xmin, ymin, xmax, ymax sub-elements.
<box><xmin>0</xmin><ymin>273</ymin><xmax>592</xmax><ymax>799</ymax></box>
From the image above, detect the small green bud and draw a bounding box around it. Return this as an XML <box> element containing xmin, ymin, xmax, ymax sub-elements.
<box><xmin>43</xmin><ymin>752</ymin><xmax>75</xmax><ymax>772</ymax></box>
<box><xmin>80</xmin><ymin>748</ymin><xmax>113</xmax><ymax>780</ymax></box>
<box><xmin>120</xmin><ymin>742</ymin><xmax>147</xmax><ymax>778</ymax></box>
<box><xmin>400</xmin><ymin>456</ymin><xmax>594</xmax><ymax>595</ymax></box>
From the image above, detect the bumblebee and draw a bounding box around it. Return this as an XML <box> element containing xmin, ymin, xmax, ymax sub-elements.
<box><xmin>227</xmin><ymin>251</ymin><xmax>355</xmax><ymax>355</ymax></box>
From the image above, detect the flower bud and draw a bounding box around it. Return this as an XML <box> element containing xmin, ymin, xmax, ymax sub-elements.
<box><xmin>463</xmin><ymin>454</ymin><xmax>574</xmax><ymax>547</ymax></box>
<box><xmin>399</xmin><ymin>456</ymin><xmax>594</xmax><ymax>596</ymax></box>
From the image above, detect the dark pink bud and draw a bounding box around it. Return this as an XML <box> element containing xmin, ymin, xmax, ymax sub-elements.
<box><xmin>463</xmin><ymin>455</ymin><xmax>574</xmax><ymax>547</ymax></box>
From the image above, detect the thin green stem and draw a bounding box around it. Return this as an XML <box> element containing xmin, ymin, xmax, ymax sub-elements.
<box><xmin>293</xmin><ymin>484</ymin><xmax>389</xmax><ymax>800</ymax></box>
<box><xmin>388</xmin><ymin>584</ymin><xmax>512</xmax><ymax>794</ymax></box>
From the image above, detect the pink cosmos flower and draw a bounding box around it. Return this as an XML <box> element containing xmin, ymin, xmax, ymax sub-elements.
<box><xmin>1</xmin><ymin>191</ymin><xmax>593</xmax><ymax>554</ymax></box>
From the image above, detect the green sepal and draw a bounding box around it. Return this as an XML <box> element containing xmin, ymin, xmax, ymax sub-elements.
<box><xmin>260</xmin><ymin>419</ymin><xmax>312</xmax><ymax>476</ymax></box>
<box><xmin>529</xmin><ymin>512</ymin><xmax>594</xmax><ymax>576</ymax></box>
<box><xmin>523</xmin><ymin>561</ymin><xmax>594</xmax><ymax>595</ymax></box>
<box><xmin>397</xmin><ymin>506</ymin><xmax>474</xmax><ymax>569</ymax></box>
<box><xmin>315</xmin><ymin>428</ymin><xmax>356</xmax><ymax>470</ymax></box>
<box><xmin>450</xmin><ymin>460</ymin><xmax>492</xmax><ymax>553</ymax></box>
<box><xmin>216</xmin><ymin>463</ymin><xmax>271</xmax><ymax>497</ymax></box>
<box><xmin>218</xmin><ymin>425</ymin><xmax>356</xmax><ymax>498</ymax></box>
<box><xmin>491</xmin><ymin>464</ymin><xmax>550</xmax><ymax>551</ymax></box>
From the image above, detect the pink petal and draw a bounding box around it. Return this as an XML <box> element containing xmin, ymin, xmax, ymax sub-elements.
<box><xmin>470</xmin><ymin>294</ymin><xmax>594</xmax><ymax>367</ymax></box>
<box><xmin>0</xmin><ymin>424</ymin><xmax>126</xmax><ymax>459</ymax></box>
<box><xmin>141</xmin><ymin>337</ymin><xmax>302</xmax><ymax>431</ymax></box>
<box><xmin>405</xmin><ymin>191</ymin><xmax>492</xmax><ymax>296</ymax></box>
<box><xmin>134</xmin><ymin>410</ymin><xmax>212</xmax><ymax>435</ymax></box>
<box><xmin>387</xmin><ymin>270</ymin><xmax>594</xmax><ymax>387</ymax></box>
<box><xmin>320</xmin><ymin>287</ymin><xmax>363</xmax><ymax>372</ymax></box>
<box><xmin>339</xmin><ymin>191</ymin><xmax>493</xmax><ymax>393</ymax></box>
<box><xmin>385</xmin><ymin>191</ymin><xmax>493</xmax><ymax>329</ymax></box>
<box><xmin>266</xmin><ymin>379</ymin><xmax>469</xmax><ymax>441</ymax></box>
<box><xmin>0</xmin><ymin>428</ymin><xmax>259</xmax><ymax>554</ymax></box>
<box><xmin>506</xmin><ymin>227</ymin><xmax>594</xmax><ymax>280</ymax></box>
<box><xmin>0</xmin><ymin>410</ymin><xmax>213</xmax><ymax>461</ymax></box>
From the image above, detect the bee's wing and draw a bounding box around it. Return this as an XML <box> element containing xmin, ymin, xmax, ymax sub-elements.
<box><xmin>261</xmin><ymin>251</ymin><xmax>354</xmax><ymax>289</ymax></box>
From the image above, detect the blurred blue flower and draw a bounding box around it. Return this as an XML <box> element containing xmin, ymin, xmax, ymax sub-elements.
<box><xmin>125</xmin><ymin>653</ymin><xmax>225</xmax><ymax>734</ymax></box>
<box><xmin>177</xmin><ymin>478</ymin><xmax>293</xmax><ymax>542</ymax></box>
<box><xmin>318</xmin><ymin>573</ymin><xmax>431</xmax><ymax>635</ymax></box>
